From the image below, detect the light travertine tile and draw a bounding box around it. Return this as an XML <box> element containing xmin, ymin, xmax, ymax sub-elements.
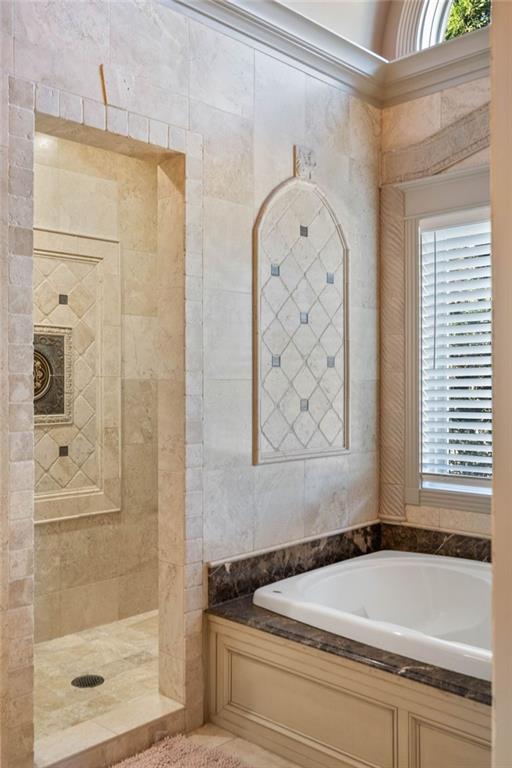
<box><xmin>218</xmin><ymin>736</ymin><xmax>301</xmax><ymax>768</ymax></box>
<box><xmin>190</xmin><ymin>100</ymin><xmax>253</xmax><ymax>206</ymax></box>
<box><xmin>304</xmin><ymin>455</ymin><xmax>349</xmax><ymax>536</ymax></box>
<box><xmin>93</xmin><ymin>693</ymin><xmax>181</xmax><ymax>734</ymax></box>
<box><xmin>440</xmin><ymin>77</ymin><xmax>490</xmax><ymax>127</ymax></box>
<box><xmin>189</xmin><ymin>23</ymin><xmax>254</xmax><ymax>118</ymax></box>
<box><xmin>254</xmin><ymin>462</ymin><xmax>306</xmax><ymax>547</ymax></box>
<box><xmin>382</xmin><ymin>93</ymin><xmax>442</xmax><ymax>152</ymax></box>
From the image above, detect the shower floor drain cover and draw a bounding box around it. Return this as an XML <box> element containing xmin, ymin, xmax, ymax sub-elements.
<box><xmin>71</xmin><ymin>674</ymin><xmax>105</xmax><ymax>689</ymax></box>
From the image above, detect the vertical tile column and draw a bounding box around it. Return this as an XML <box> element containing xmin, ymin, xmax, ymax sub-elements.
<box><xmin>157</xmin><ymin>153</ymin><xmax>187</xmax><ymax>707</ymax></box>
<box><xmin>183</xmin><ymin>132</ymin><xmax>205</xmax><ymax>731</ymax></box>
<box><xmin>3</xmin><ymin>76</ymin><xmax>36</xmax><ymax>768</ymax></box>
<box><xmin>379</xmin><ymin>186</ymin><xmax>407</xmax><ymax>521</ymax></box>
<box><xmin>156</xmin><ymin>134</ymin><xmax>205</xmax><ymax>730</ymax></box>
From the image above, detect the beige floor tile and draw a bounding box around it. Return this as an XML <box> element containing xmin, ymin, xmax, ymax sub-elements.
<box><xmin>218</xmin><ymin>736</ymin><xmax>301</xmax><ymax>768</ymax></box>
<box><xmin>188</xmin><ymin>722</ymin><xmax>235</xmax><ymax>748</ymax></box>
<box><xmin>34</xmin><ymin>609</ymin><xmax>159</xmax><ymax>740</ymax></box>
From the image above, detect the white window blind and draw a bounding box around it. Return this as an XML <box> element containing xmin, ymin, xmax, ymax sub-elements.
<box><xmin>420</xmin><ymin>215</ymin><xmax>492</xmax><ymax>482</ymax></box>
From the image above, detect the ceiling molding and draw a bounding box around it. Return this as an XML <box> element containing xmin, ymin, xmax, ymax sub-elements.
<box><xmin>382</xmin><ymin>26</ymin><xmax>490</xmax><ymax>105</ymax></box>
<box><xmin>164</xmin><ymin>0</ymin><xmax>490</xmax><ymax>107</ymax></box>
<box><xmin>167</xmin><ymin>0</ymin><xmax>384</xmax><ymax>103</ymax></box>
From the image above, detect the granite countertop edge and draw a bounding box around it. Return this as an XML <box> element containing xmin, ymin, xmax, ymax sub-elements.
<box><xmin>207</xmin><ymin>596</ymin><xmax>491</xmax><ymax>707</ymax></box>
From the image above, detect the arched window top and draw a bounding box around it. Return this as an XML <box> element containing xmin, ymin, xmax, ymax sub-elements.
<box><xmin>395</xmin><ymin>0</ymin><xmax>491</xmax><ymax>58</ymax></box>
<box><xmin>417</xmin><ymin>0</ymin><xmax>453</xmax><ymax>50</ymax></box>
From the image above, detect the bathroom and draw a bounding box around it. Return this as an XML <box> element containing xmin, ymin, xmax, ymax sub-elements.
<box><xmin>1</xmin><ymin>0</ymin><xmax>510</xmax><ymax>766</ymax></box>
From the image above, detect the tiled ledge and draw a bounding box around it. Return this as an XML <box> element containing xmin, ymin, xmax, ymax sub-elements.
<box><xmin>35</xmin><ymin>694</ymin><xmax>184</xmax><ymax>768</ymax></box>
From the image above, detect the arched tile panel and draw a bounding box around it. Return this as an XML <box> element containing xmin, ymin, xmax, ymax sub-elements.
<box><xmin>253</xmin><ymin>178</ymin><xmax>349</xmax><ymax>464</ymax></box>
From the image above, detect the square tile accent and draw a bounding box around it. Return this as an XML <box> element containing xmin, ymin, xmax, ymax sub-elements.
<box><xmin>34</xmin><ymin>325</ymin><xmax>73</xmax><ymax>425</ymax></box>
<box><xmin>326</xmin><ymin>272</ymin><xmax>335</xmax><ymax>284</ymax></box>
<box><xmin>256</xmin><ymin>175</ymin><xmax>347</xmax><ymax>463</ymax></box>
<box><xmin>59</xmin><ymin>445</ymin><xmax>68</xmax><ymax>457</ymax></box>
<box><xmin>59</xmin><ymin>293</ymin><xmax>68</xmax><ymax>304</ymax></box>
<box><xmin>271</xmin><ymin>264</ymin><xmax>280</xmax><ymax>277</ymax></box>
<box><xmin>327</xmin><ymin>356</ymin><xmax>336</xmax><ymax>368</ymax></box>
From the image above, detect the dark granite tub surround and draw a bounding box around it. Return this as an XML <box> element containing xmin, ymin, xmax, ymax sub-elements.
<box><xmin>208</xmin><ymin>523</ymin><xmax>380</xmax><ymax>606</ymax></box>
<box><xmin>208</xmin><ymin>597</ymin><xmax>491</xmax><ymax>707</ymax></box>
<box><xmin>208</xmin><ymin>522</ymin><xmax>490</xmax><ymax>607</ymax></box>
<box><xmin>381</xmin><ymin>523</ymin><xmax>491</xmax><ymax>562</ymax></box>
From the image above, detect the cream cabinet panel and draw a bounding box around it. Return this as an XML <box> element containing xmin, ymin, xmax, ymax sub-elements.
<box><xmin>410</xmin><ymin>717</ymin><xmax>491</xmax><ymax>768</ymax></box>
<box><xmin>208</xmin><ymin>616</ymin><xmax>491</xmax><ymax>768</ymax></box>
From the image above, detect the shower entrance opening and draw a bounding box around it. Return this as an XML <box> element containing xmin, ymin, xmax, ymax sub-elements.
<box><xmin>32</xmin><ymin>125</ymin><xmax>186</xmax><ymax>767</ymax></box>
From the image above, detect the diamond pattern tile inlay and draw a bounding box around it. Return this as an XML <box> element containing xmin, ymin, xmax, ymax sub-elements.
<box><xmin>255</xmin><ymin>176</ymin><xmax>348</xmax><ymax>462</ymax></box>
<box><xmin>34</xmin><ymin>254</ymin><xmax>100</xmax><ymax>494</ymax></box>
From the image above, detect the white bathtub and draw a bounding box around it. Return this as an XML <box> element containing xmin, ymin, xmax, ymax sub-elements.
<box><xmin>253</xmin><ymin>550</ymin><xmax>491</xmax><ymax>681</ymax></box>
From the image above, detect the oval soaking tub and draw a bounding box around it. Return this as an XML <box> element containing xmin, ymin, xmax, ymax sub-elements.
<box><xmin>253</xmin><ymin>550</ymin><xmax>491</xmax><ymax>680</ymax></box>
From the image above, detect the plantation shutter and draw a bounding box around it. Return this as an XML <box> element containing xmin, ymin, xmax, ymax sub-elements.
<box><xmin>420</xmin><ymin>217</ymin><xmax>492</xmax><ymax>481</ymax></box>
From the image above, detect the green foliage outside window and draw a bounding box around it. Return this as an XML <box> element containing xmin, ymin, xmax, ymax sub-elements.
<box><xmin>445</xmin><ymin>0</ymin><xmax>491</xmax><ymax>40</ymax></box>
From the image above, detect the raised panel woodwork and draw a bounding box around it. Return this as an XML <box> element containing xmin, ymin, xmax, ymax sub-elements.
<box><xmin>410</xmin><ymin>717</ymin><xmax>490</xmax><ymax>768</ymax></box>
<box><xmin>229</xmin><ymin>650</ymin><xmax>396</xmax><ymax>768</ymax></box>
<box><xmin>208</xmin><ymin>616</ymin><xmax>491</xmax><ymax>768</ymax></box>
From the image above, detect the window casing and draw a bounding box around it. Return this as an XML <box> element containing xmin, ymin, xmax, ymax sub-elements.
<box><xmin>404</xmin><ymin>169</ymin><xmax>491</xmax><ymax>513</ymax></box>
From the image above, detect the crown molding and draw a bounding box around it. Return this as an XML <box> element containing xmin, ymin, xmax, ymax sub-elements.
<box><xmin>382</xmin><ymin>26</ymin><xmax>490</xmax><ymax>105</ymax></box>
<box><xmin>167</xmin><ymin>0</ymin><xmax>385</xmax><ymax>103</ymax></box>
<box><xmin>165</xmin><ymin>0</ymin><xmax>490</xmax><ymax>107</ymax></box>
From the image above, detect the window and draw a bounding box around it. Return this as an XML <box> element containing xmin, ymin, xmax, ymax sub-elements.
<box><xmin>420</xmin><ymin>211</ymin><xmax>492</xmax><ymax>493</ymax></box>
<box><xmin>396</xmin><ymin>0</ymin><xmax>491</xmax><ymax>57</ymax></box>
<box><xmin>445</xmin><ymin>0</ymin><xmax>491</xmax><ymax>41</ymax></box>
<box><xmin>403</xmin><ymin>168</ymin><xmax>491</xmax><ymax>513</ymax></box>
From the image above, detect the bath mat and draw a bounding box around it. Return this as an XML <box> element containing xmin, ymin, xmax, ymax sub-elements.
<box><xmin>111</xmin><ymin>735</ymin><xmax>249</xmax><ymax>768</ymax></box>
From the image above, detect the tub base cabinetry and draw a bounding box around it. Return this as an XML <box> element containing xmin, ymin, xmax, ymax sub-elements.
<box><xmin>207</xmin><ymin>616</ymin><xmax>491</xmax><ymax>768</ymax></box>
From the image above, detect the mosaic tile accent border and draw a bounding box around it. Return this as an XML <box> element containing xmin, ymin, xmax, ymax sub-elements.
<box><xmin>253</xmin><ymin>169</ymin><xmax>349</xmax><ymax>464</ymax></box>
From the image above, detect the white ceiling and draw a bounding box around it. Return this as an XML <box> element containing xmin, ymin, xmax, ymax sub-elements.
<box><xmin>275</xmin><ymin>0</ymin><xmax>397</xmax><ymax>57</ymax></box>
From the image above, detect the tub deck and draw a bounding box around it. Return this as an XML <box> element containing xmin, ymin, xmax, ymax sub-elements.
<box><xmin>208</xmin><ymin>595</ymin><xmax>491</xmax><ymax>705</ymax></box>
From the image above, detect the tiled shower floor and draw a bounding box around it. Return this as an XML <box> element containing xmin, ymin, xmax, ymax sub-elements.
<box><xmin>34</xmin><ymin>610</ymin><xmax>159</xmax><ymax>741</ymax></box>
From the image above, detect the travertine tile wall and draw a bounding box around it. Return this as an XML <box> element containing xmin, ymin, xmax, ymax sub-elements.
<box><xmin>0</xmin><ymin>2</ymin><xmax>383</xmax><ymax>758</ymax></box>
<box><xmin>9</xmin><ymin>1</ymin><xmax>498</xmax><ymax>763</ymax></box>
<box><xmin>3</xmin><ymin>71</ymin><xmax>36</xmax><ymax>768</ymax></box>
<box><xmin>200</xmin><ymin>47</ymin><xmax>381</xmax><ymax>562</ymax></box>
<box><xmin>381</xmin><ymin>77</ymin><xmax>490</xmax><ymax>153</ymax></box>
<box><xmin>380</xmin><ymin>76</ymin><xmax>491</xmax><ymax>539</ymax></box>
<box><xmin>33</xmin><ymin>136</ymin><xmax>160</xmax><ymax>641</ymax></box>
<box><xmin>4</xmin><ymin>1</ymin><xmax>381</xmax><ymax>568</ymax></box>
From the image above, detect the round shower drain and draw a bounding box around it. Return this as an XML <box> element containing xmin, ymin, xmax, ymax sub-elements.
<box><xmin>71</xmin><ymin>674</ymin><xmax>105</xmax><ymax>689</ymax></box>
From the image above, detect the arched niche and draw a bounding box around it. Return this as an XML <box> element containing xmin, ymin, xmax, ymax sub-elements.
<box><xmin>253</xmin><ymin>177</ymin><xmax>349</xmax><ymax>464</ymax></box>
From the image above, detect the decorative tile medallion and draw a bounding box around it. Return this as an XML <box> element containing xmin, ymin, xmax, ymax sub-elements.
<box><xmin>293</xmin><ymin>144</ymin><xmax>317</xmax><ymax>180</ymax></box>
<box><xmin>34</xmin><ymin>325</ymin><xmax>73</xmax><ymax>425</ymax></box>
<box><xmin>253</xmin><ymin>149</ymin><xmax>349</xmax><ymax>464</ymax></box>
